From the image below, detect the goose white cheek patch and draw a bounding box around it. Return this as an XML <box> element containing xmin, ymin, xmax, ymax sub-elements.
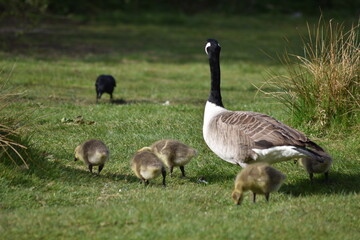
<box><xmin>205</xmin><ymin>42</ymin><xmax>211</xmax><ymax>54</ymax></box>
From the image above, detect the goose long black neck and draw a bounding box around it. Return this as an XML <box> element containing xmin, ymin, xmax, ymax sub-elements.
<box><xmin>208</xmin><ymin>50</ymin><xmax>224</xmax><ymax>107</ymax></box>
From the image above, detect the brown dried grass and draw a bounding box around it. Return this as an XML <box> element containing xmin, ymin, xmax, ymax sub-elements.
<box><xmin>0</xmin><ymin>69</ymin><xmax>29</xmax><ymax>168</ymax></box>
<box><xmin>264</xmin><ymin>17</ymin><xmax>360</xmax><ymax>129</ymax></box>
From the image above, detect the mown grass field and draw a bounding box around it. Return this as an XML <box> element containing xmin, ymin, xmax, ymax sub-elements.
<box><xmin>0</xmin><ymin>13</ymin><xmax>359</xmax><ymax>239</ymax></box>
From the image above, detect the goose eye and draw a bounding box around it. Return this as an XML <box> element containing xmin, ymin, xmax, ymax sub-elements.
<box><xmin>205</xmin><ymin>42</ymin><xmax>211</xmax><ymax>55</ymax></box>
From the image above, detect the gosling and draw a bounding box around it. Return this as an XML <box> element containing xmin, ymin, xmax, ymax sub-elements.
<box><xmin>140</xmin><ymin>139</ymin><xmax>197</xmax><ymax>177</ymax></box>
<box><xmin>131</xmin><ymin>148</ymin><xmax>166</xmax><ymax>187</ymax></box>
<box><xmin>74</xmin><ymin>139</ymin><xmax>109</xmax><ymax>175</ymax></box>
<box><xmin>298</xmin><ymin>154</ymin><xmax>332</xmax><ymax>182</ymax></box>
<box><xmin>95</xmin><ymin>74</ymin><xmax>116</xmax><ymax>103</ymax></box>
<box><xmin>232</xmin><ymin>162</ymin><xmax>286</xmax><ymax>205</ymax></box>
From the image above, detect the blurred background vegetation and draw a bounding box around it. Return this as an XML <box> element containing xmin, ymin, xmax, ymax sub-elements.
<box><xmin>1</xmin><ymin>0</ymin><xmax>359</xmax><ymax>22</ymax></box>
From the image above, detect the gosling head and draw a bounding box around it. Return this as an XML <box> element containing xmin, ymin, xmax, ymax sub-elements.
<box><xmin>74</xmin><ymin>145</ymin><xmax>81</xmax><ymax>161</ymax></box>
<box><xmin>232</xmin><ymin>189</ymin><xmax>244</xmax><ymax>205</ymax></box>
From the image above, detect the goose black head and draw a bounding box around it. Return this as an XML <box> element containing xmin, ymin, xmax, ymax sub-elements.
<box><xmin>205</xmin><ymin>39</ymin><xmax>221</xmax><ymax>55</ymax></box>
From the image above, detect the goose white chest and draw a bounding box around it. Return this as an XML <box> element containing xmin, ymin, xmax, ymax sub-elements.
<box><xmin>203</xmin><ymin>101</ymin><xmax>239</xmax><ymax>165</ymax></box>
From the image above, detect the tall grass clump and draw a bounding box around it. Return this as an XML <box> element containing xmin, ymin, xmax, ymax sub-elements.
<box><xmin>0</xmin><ymin>71</ymin><xmax>29</xmax><ymax>169</ymax></box>
<box><xmin>265</xmin><ymin>18</ymin><xmax>360</xmax><ymax>130</ymax></box>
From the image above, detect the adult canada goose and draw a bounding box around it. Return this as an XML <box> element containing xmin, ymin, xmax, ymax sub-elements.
<box><xmin>74</xmin><ymin>139</ymin><xmax>109</xmax><ymax>174</ymax></box>
<box><xmin>203</xmin><ymin>39</ymin><xmax>331</xmax><ymax>168</ymax></box>
<box><xmin>139</xmin><ymin>139</ymin><xmax>197</xmax><ymax>177</ymax></box>
<box><xmin>232</xmin><ymin>162</ymin><xmax>286</xmax><ymax>205</ymax></box>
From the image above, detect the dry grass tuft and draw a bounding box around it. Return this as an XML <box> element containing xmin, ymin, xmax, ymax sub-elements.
<box><xmin>263</xmin><ymin>17</ymin><xmax>360</xmax><ymax>129</ymax></box>
<box><xmin>0</xmin><ymin>69</ymin><xmax>29</xmax><ymax>168</ymax></box>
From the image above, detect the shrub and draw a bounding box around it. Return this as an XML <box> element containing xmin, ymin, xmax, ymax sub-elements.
<box><xmin>264</xmin><ymin>18</ymin><xmax>360</xmax><ymax>130</ymax></box>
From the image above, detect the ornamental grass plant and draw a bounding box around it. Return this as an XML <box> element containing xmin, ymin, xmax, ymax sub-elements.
<box><xmin>265</xmin><ymin>18</ymin><xmax>360</xmax><ymax>130</ymax></box>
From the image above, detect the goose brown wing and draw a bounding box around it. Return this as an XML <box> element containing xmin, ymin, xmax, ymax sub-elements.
<box><xmin>218</xmin><ymin>111</ymin><xmax>312</xmax><ymax>149</ymax></box>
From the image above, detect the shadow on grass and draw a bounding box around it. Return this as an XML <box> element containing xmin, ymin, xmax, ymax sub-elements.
<box><xmin>55</xmin><ymin>163</ymin><xmax>138</xmax><ymax>184</ymax></box>
<box><xmin>111</xmin><ymin>98</ymin><xmax>156</xmax><ymax>105</ymax></box>
<box><xmin>3</xmin><ymin>142</ymin><xmax>359</xmax><ymax>196</ymax></box>
<box><xmin>187</xmin><ymin>173</ymin><xmax>236</xmax><ymax>185</ymax></box>
<box><xmin>1</xmin><ymin>146</ymin><xmax>140</xmax><ymax>187</ymax></box>
<box><xmin>281</xmin><ymin>171</ymin><xmax>360</xmax><ymax>196</ymax></box>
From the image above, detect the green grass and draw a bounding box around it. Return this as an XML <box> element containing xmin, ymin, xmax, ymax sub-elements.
<box><xmin>0</xmin><ymin>13</ymin><xmax>360</xmax><ymax>239</ymax></box>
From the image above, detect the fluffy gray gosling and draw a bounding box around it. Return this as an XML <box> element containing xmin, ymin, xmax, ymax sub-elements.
<box><xmin>232</xmin><ymin>162</ymin><xmax>286</xmax><ymax>205</ymax></box>
<box><xmin>139</xmin><ymin>139</ymin><xmax>197</xmax><ymax>177</ymax></box>
<box><xmin>131</xmin><ymin>148</ymin><xmax>166</xmax><ymax>187</ymax></box>
<box><xmin>74</xmin><ymin>139</ymin><xmax>109</xmax><ymax>175</ymax></box>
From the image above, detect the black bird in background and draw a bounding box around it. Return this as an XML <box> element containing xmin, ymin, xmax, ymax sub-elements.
<box><xmin>95</xmin><ymin>75</ymin><xmax>116</xmax><ymax>103</ymax></box>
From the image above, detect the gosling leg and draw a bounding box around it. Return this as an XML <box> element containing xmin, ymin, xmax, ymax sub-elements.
<box><xmin>309</xmin><ymin>173</ymin><xmax>314</xmax><ymax>183</ymax></box>
<box><xmin>324</xmin><ymin>171</ymin><xmax>329</xmax><ymax>183</ymax></box>
<box><xmin>161</xmin><ymin>167</ymin><xmax>166</xmax><ymax>187</ymax></box>
<box><xmin>169</xmin><ymin>166</ymin><xmax>174</xmax><ymax>177</ymax></box>
<box><xmin>265</xmin><ymin>193</ymin><xmax>270</xmax><ymax>202</ymax></box>
<box><xmin>180</xmin><ymin>166</ymin><xmax>186</xmax><ymax>178</ymax></box>
<box><xmin>144</xmin><ymin>179</ymin><xmax>149</xmax><ymax>186</ymax></box>
<box><xmin>98</xmin><ymin>164</ymin><xmax>104</xmax><ymax>175</ymax></box>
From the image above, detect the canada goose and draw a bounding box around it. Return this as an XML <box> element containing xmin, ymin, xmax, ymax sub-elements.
<box><xmin>298</xmin><ymin>150</ymin><xmax>332</xmax><ymax>182</ymax></box>
<box><xmin>139</xmin><ymin>139</ymin><xmax>197</xmax><ymax>177</ymax></box>
<box><xmin>203</xmin><ymin>39</ymin><xmax>331</xmax><ymax>168</ymax></box>
<box><xmin>232</xmin><ymin>162</ymin><xmax>286</xmax><ymax>205</ymax></box>
<box><xmin>95</xmin><ymin>74</ymin><xmax>116</xmax><ymax>103</ymax></box>
<box><xmin>131</xmin><ymin>148</ymin><xmax>166</xmax><ymax>187</ymax></box>
<box><xmin>74</xmin><ymin>139</ymin><xmax>109</xmax><ymax>174</ymax></box>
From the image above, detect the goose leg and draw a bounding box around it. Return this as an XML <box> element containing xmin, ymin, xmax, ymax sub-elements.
<box><xmin>252</xmin><ymin>193</ymin><xmax>256</xmax><ymax>203</ymax></box>
<box><xmin>88</xmin><ymin>165</ymin><xmax>93</xmax><ymax>173</ymax></box>
<box><xmin>309</xmin><ymin>173</ymin><xmax>314</xmax><ymax>183</ymax></box>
